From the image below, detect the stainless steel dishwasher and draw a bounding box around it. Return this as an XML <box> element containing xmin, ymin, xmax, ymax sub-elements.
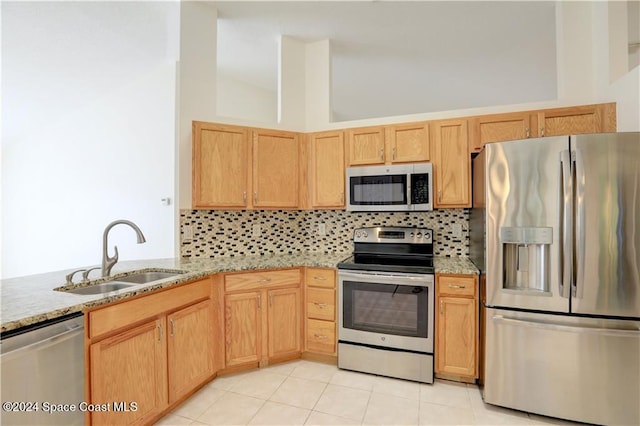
<box><xmin>1</xmin><ymin>313</ymin><xmax>85</xmax><ymax>425</ymax></box>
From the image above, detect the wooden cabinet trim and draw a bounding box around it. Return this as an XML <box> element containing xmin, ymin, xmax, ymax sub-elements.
<box><xmin>224</xmin><ymin>269</ymin><xmax>301</xmax><ymax>292</ymax></box>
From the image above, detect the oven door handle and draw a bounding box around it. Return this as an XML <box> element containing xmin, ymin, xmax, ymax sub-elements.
<box><xmin>338</xmin><ymin>270</ymin><xmax>433</xmax><ymax>284</ymax></box>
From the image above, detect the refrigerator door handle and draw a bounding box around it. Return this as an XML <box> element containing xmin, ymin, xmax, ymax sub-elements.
<box><xmin>559</xmin><ymin>150</ymin><xmax>573</xmax><ymax>298</ymax></box>
<box><xmin>491</xmin><ymin>315</ymin><xmax>640</xmax><ymax>337</ymax></box>
<box><xmin>573</xmin><ymin>149</ymin><xmax>585</xmax><ymax>299</ymax></box>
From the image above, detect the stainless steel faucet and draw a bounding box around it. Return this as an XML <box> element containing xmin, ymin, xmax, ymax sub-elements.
<box><xmin>102</xmin><ymin>220</ymin><xmax>146</xmax><ymax>277</ymax></box>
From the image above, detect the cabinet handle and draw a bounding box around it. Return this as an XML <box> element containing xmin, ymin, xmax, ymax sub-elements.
<box><xmin>257</xmin><ymin>294</ymin><xmax>261</xmax><ymax>309</ymax></box>
<box><xmin>438</xmin><ymin>190</ymin><xmax>442</xmax><ymax>203</ymax></box>
<box><xmin>314</xmin><ymin>334</ymin><xmax>328</xmax><ymax>340</ymax></box>
<box><xmin>243</xmin><ymin>191</ymin><xmax>247</xmax><ymax>205</ymax></box>
<box><xmin>254</xmin><ymin>192</ymin><xmax>258</xmax><ymax>204</ymax></box>
<box><xmin>448</xmin><ymin>284</ymin><xmax>467</xmax><ymax>289</ymax></box>
<box><xmin>525</xmin><ymin>127</ymin><xmax>530</xmax><ymax>138</ymax></box>
<box><xmin>392</xmin><ymin>146</ymin><xmax>396</xmax><ymax>160</ymax></box>
<box><xmin>540</xmin><ymin>127</ymin><xmax>545</xmax><ymax>137</ymax></box>
<box><xmin>157</xmin><ymin>323</ymin><xmax>163</xmax><ymax>342</ymax></box>
<box><xmin>269</xmin><ymin>293</ymin><xmax>273</xmax><ymax>307</ymax></box>
<box><xmin>440</xmin><ymin>300</ymin><xmax>444</xmax><ymax>315</ymax></box>
<box><xmin>313</xmin><ymin>276</ymin><xmax>327</xmax><ymax>281</ymax></box>
<box><xmin>314</xmin><ymin>302</ymin><xmax>328</xmax><ymax>308</ymax></box>
<box><xmin>341</xmin><ymin>192</ymin><xmax>345</xmax><ymax>204</ymax></box>
<box><xmin>170</xmin><ymin>319</ymin><xmax>175</xmax><ymax>337</ymax></box>
<box><xmin>257</xmin><ymin>278</ymin><xmax>272</xmax><ymax>283</ymax></box>
<box><xmin>379</xmin><ymin>147</ymin><xmax>384</xmax><ymax>161</ymax></box>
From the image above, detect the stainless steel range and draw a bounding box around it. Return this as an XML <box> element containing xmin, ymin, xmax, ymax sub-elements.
<box><xmin>337</xmin><ymin>226</ymin><xmax>435</xmax><ymax>384</ymax></box>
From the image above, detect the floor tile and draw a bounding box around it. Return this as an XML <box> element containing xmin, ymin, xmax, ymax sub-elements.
<box><xmin>313</xmin><ymin>384</ymin><xmax>371</xmax><ymax>421</ymax></box>
<box><xmin>372</xmin><ymin>375</ymin><xmax>421</xmax><ymax>400</ymax></box>
<box><xmin>228</xmin><ymin>369</ymin><xmax>287</xmax><ymax>399</ymax></box>
<box><xmin>419</xmin><ymin>401</ymin><xmax>476</xmax><ymax>425</ymax></box>
<box><xmin>171</xmin><ymin>384</ymin><xmax>226</xmax><ymax>420</ymax></box>
<box><xmin>196</xmin><ymin>392</ymin><xmax>265</xmax><ymax>425</ymax></box>
<box><xmin>154</xmin><ymin>413</ymin><xmax>194</xmax><ymax>426</ymax></box>
<box><xmin>304</xmin><ymin>411</ymin><xmax>361</xmax><ymax>425</ymax></box>
<box><xmin>363</xmin><ymin>392</ymin><xmax>420</xmax><ymax>425</ymax></box>
<box><xmin>208</xmin><ymin>371</ymin><xmax>247</xmax><ymax>391</ymax></box>
<box><xmin>248</xmin><ymin>401</ymin><xmax>311</xmax><ymax>425</ymax></box>
<box><xmin>528</xmin><ymin>413</ymin><xmax>582</xmax><ymax>425</ymax></box>
<box><xmin>329</xmin><ymin>368</ymin><xmax>377</xmax><ymax>391</ymax></box>
<box><xmin>291</xmin><ymin>360</ymin><xmax>339</xmax><ymax>383</ymax></box>
<box><xmin>263</xmin><ymin>359</ymin><xmax>303</xmax><ymax>376</ymax></box>
<box><xmin>419</xmin><ymin>379</ymin><xmax>471</xmax><ymax>409</ymax></box>
<box><xmin>269</xmin><ymin>376</ymin><xmax>327</xmax><ymax>409</ymax></box>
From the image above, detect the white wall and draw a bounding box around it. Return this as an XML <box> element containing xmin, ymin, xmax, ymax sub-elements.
<box><xmin>1</xmin><ymin>2</ymin><xmax>180</xmax><ymax>278</ymax></box>
<box><xmin>217</xmin><ymin>73</ymin><xmax>277</xmax><ymax>124</ymax></box>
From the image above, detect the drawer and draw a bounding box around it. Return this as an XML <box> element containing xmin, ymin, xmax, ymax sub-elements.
<box><xmin>306</xmin><ymin>288</ymin><xmax>335</xmax><ymax>321</ymax></box>
<box><xmin>88</xmin><ymin>278</ymin><xmax>211</xmax><ymax>339</ymax></box>
<box><xmin>305</xmin><ymin>268</ymin><xmax>336</xmax><ymax>289</ymax></box>
<box><xmin>225</xmin><ymin>269</ymin><xmax>300</xmax><ymax>292</ymax></box>
<box><xmin>307</xmin><ymin>319</ymin><xmax>336</xmax><ymax>354</ymax></box>
<box><xmin>437</xmin><ymin>275</ymin><xmax>477</xmax><ymax>297</ymax></box>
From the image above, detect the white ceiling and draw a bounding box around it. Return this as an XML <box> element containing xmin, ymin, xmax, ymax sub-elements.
<box><xmin>214</xmin><ymin>1</ymin><xmax>558</xmax><ymax>121</ymax></box>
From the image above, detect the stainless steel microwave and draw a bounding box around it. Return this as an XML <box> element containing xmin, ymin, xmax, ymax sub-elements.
<box><xmin>346</xmin><ymin>163</ymin><xmax>433</xmax><ymax>211</ymax></box>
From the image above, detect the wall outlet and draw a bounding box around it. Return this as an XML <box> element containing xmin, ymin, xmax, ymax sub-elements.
<box><xmin>183</xmin><ymin>225</ymin><xmax>193</xmax><ymax>241</ymax></box>
<box><xmin>317</xmin><ymin>223</ymin><xmax>326</xmax><ymax>236</ymax></box>
<box><xmin>452</xmin><ymin>223</ymin><xmax>462</xmax><ymax>239</ymax></box>
<box><xmin>252</xmin><ymin>224</ymin><xmax>261</xmax><ymax>238</ymax></box>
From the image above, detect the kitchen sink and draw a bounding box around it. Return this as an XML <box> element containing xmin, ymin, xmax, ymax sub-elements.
<box><xmin>64</xmin><ymin>282</ymin><xmax>136</xmax><ymax>295</ymax></box>
<box><xmin>114</xmin><ymin>270</ymin><xmax>186</xmax><ymax>284</ymax></box>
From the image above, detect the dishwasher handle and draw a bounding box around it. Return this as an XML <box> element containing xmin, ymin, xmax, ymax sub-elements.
<box><xmin>1</xmin><ymin>324</ymin><xmax>83</xmax><ymax>358</ymax></box>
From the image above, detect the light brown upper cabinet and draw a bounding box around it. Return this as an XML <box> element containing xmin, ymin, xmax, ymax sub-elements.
<box><xmin>537</xmin><ymin>103</ymin><xmax>616</xmax><ymax>137</ymax></box>
<box><xmin>346</xmin><ymin>126</ymin><xmax>386</xmax><ymax>166</ymax></box>
<box><xmin>308</xmin><ymin>131</ymin><xmax>345</xmax><ymax>208</ymax></box>
<box><xmin>192</xmin><ymin>122</ymin><xmax>250</xmax><ymax>209</ymax></box>
<box><xmin>192</xmin><ymin>122</ymin><xmax>302</xmax><ymax>209</ymax></box>
<box><xmin>385</xmin><ymin>122</ymin><xmax>430</xmax><ymax>163</ymax></box>
<box><xmin>346</xmin><ymin>123</ymin><xmax>430</xmax><ymax>166</ymax></box>
<box><xmin>252</xmin><ymin>129</ymin><xmax>300</xmax><ymax>209</ymax></box>
<box><xmin>431</xmin><ymin>119</ymin><xmax>471</xmax><ymax>208</ymax></box>
<box><xmin>469</xmin><ymin>112</ymin><xmax>534</xmax><ymax>153</ymax></box>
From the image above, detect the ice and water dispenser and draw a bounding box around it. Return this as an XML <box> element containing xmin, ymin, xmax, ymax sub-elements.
<box><xmin>500</xmin><ymin>227</ymin><xmax>552</xmax><ymax>293</ymax></box>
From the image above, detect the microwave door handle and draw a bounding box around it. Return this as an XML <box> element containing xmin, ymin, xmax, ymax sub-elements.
<box><xmin>407</xmin><ymin>182</ymin><xmax>412</xmax><ymax>209</ymax></box>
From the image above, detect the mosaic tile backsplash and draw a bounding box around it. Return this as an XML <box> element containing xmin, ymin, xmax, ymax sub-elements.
<box><xmin>180</xmin><ymin>209</ymin><xmax>470</xmax><ymax>258</ymax></box>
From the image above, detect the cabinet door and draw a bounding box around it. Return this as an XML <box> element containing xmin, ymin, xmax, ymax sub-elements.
<box><xmin>346</xmin><ymin>126</ymin><xmax>385</xmax><ymax>166</ymax></box>
<box><xmin>387</xmin><ymin>122</ymin><xmax>430</xmax><ymax>163</ymax></box>
<box><xmin>470</xmin><ymin>112</ymin><xmax>532</xmax><ymax>152</ymax></box>
<box><xmin>193</xmin><ymin>122</ymin><xmax>250</xmax><ymax>208</ymax></box>
<box><xmin>436</xmin><ymin>296</ymin><xmax>476</xmax><ymax>377</ymax></box>
<box><xmin>537</xmin><ymin>103</ymin><xmax>616</xmax><ymax>137</ymax></box>
<box><xmin>267</xmin><ymin>287</ymin><xmax>301</xmax><ymax>359</ymax></box>
<box><xmin>90</xmin><ymin>319</ymin><xmax>167</xmax><ymax>425</ymax></box>
<box><xmin>253</xmin><ymin>129</ymin><xmax>300</xmax><ymax>208</ymax></box>
<box><xmin>225</xmin><ymin>292</ymin><xmax>261</xmax><ymax>367</ymax></box>
<box><xmin>167</xmin><ymin>300</ymin><xmax>214</xmax><ymax>403</ymax></box>
<box><xmin>431</xmin><ymin>119</ymin><xmax>471</xmax><ymax>207</ymax></box>
<box><xmin>309</xmin><ymin>131</ymin><xmax>345</xmax><ymax>208</ymax></box>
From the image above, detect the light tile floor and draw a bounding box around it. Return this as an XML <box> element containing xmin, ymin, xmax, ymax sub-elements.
<box><xmin>155</xmin><ymin>360</ymin><xmax>581</xmax><ymax>426</ymax></box>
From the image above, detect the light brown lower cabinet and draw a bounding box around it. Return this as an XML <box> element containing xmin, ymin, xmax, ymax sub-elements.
<box><xmin>303</xmin><ymin>268</ymin><xmax>337</xmax><ymax>359</ymax></box>
<box><xmin>435</xmin><ymin>274</ymin><xmax>478</xmax><ymax>380</ymax></box>
<box><xmin>223</xmin><ymin>269</ymin><xmax>302</xmax><ymax>369</ymax></box>
<box><xmin>86</xmin><ymin>278</ymin><xmax>216</xmax><ymax>425</ymax></box>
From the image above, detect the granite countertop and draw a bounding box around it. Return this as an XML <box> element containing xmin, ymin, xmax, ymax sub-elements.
<box><xmin>1</xmin><ymin>253</ymin><xmax>478</xmax><ymax>334</ymax></box>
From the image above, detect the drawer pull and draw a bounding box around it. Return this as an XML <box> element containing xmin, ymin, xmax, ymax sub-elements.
<box><xmin>313</xmin><ymin>276</ymin><xmax>327</xmax><ymax>281</ymax></box>
<box><xmin>313</xmin><ymin>303</ymin><xmax>328</xmax><ymax>308</ymax></box>
<box><xmin>257</xmin><ymin>278</ymin><xmax>272</xmax><ymax>283</ymax></box>
<box><xmin>448</xmin><ymin>284</ymin><xmax>467</xmax><ymax>289</ymax></box>
<box><xmin>313</xmin><ymin>334</ymin><xmax>328</xmax><ymax>340</ymax></box>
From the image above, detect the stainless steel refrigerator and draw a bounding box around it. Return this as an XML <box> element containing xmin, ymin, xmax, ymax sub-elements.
<box><xmin>470</xmin><ymin>133</ymin><xmax>640</xmax><ymax>425</ymax></box>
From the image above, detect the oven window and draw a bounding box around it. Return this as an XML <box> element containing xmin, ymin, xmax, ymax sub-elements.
<box><xmin>349</xmin><ymin>174</ymin><xmax>407</xmax><ymax>205</ymax></box>
<box><xmin>343</xmin><ymin>281</ymin><xmax>428</xmax><ymax>337</ymax></box>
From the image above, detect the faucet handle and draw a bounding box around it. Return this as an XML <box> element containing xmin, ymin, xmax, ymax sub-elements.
<box><xmin>65</xmin><ymin>269</ymin><xmax>86</xmax><ymax>285</ymax></box>
<box><xmin>82</xmin><ymin>267</ymin><xmax>101</xmax><ymax>281</ymax></box>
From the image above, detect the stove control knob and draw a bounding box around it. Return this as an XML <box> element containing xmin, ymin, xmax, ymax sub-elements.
<box><xmin>362</xmin><ymin>231</ymin><xmax>368</xmax><ymax>238</ymax></box>
<box><xmin>410</xmin><ymin>232</ymin><xmax>414</xmax><ymax>238</ymax></box>
<box><xmin>417</xmin><ymin>232</ymin><xmax>422</xmax><ymax>239</ymax></box>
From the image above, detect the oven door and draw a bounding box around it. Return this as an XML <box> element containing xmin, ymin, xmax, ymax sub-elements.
<box><xmin>338</xmin><ymin>270</ymin><xmax>434</xmax><ymax>353</ymax></box>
